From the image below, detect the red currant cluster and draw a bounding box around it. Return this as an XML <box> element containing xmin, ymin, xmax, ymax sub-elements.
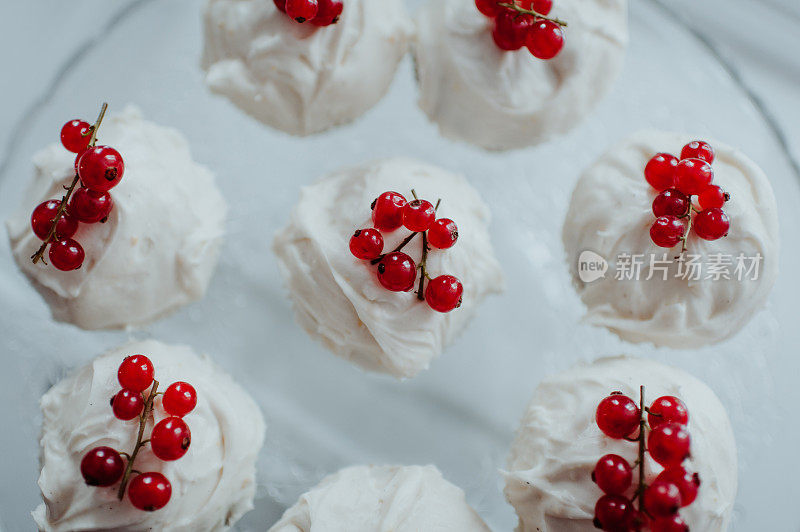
<box><xmin>349</xmin><ymin>190</ymin><xmax>463</xmax><ymax>313</ymax></box>
<box><xmin>475</xmin><ymin>0</ymin><xmax>566</xmax><ymax>59</ymax></box>
<box><xmin>274</xmin><ymin>0</ymin><xmax>343</xmax><ymax>26</ymax></box>
<box><xmin>592</xmin><ymin>388</ymin><xmax>700</xmax><ymax>532</ymax></box>
<box><xmin>645</xmin><ymin>141</ymin><xmax>730</xmax><ymax>252</ymax></box>
<box><xmin>30</xmin><ymin>103</ymin><xmax>124</xmax><ymax>271</ymax></box>
<box><xmin>80</xmin><ymin>354</ymin><xmax>198</xmax><ymax>512</ymax></box>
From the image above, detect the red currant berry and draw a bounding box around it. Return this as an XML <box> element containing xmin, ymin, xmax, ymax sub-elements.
<box><xmin>48</xmin><ymin>238</ymin><xmax>85</xmax><ymax>271</ymax></box>
<box><xmin>150</xmin><ymin>416</ymin><xmax>192</xmax><ymax>461</ymax></box>
<box><xmin>428</xmin><ymin>218</ymin><xmax>459</xmax><ymax>249</ymax></box>
<box><xmin>128</xmin><ymin>472</ymin><xmax>171</xmax><ymax>511</ymax></box>
<box><xmin>475</xmin><ymin>0</ymin><xmax>503</xmax><ymax>17</ymax></box>
<box><xmin>650</xmin><ymin>216</ymin><xmax>685</xmax><ymax>248</ymax></box>
<box><xmin>526</xmin><ymin>19</ymin><xmax>564</xmax><ymax>59</ymax></box>
<box><xmin>680</xmin><ymin>140</ymin><xmax>715</xmax><ymax>164</ymax></box>
<box><xmin>118</xmin><ymin>355</ymin><xmax>155</xmax><ymax>392</ymax></box>
<box><xmin>697</xmin><ymin>185</ymin><xmax>729</xmax><ymax>210</ymax></box>
<box><xmin>286</xmin><ymin>0</ymin><xmax>318</xmax><ymax>22</ymax></box>
<box><xmin>371</xmin><ymin>191</ymin><xmax>407</xmax><ymax>232</ymax></box>
<box><xmin>80</xmin><ymin>446</ymin><xmax>124</xmax><ymax>487</ymax></box>
<box><xmin>591</xmin><ymin>454</ymin><xmax>632</xmax><ymax>495</ymax></box>
<box><xmin>596</xmin><ymin>393</ymin><xmax>640</xmax><ymax>439</ymax></box>
<box><xmin>656</xmin><ymin>467</ymin><xmax>700</xmax><ymax>507</ymax></box>
<box><xmin>531</xmin><ymin>0</ymin><xmax>553</xmax><ymax>15</ymax></box>
<box><xmin>627</xmin><ymin>510</ymin><xmax>650</xmax><ymax>531</ymax></box>
<box><xmin>60</xmin><ymin>119</ymin><xmax>92</xmax><ymax>153</ymax></box>
<box><xmin>651</xmin><ymin>514</ymin><xmax>689</xmax><ymax>532</ymax></box>
<box><xmin>349</xmin><ymin>229</ymin><xmax>384</xmax><ymax>260</ymax></box>
<box><xmin>31</xmin><ymin>200</ymin><xmax>78</xmax><ymax>241</ymax></box>
<box><xmin>648</xmin><ymin>422</ymin><xmax>691</xmax><ymax>467</ymax></box>
<box><xmin>376</xmin><ymin>252</ymin><xmax>416</xmax><ymax>292</ymax></box>
<box><xmin>112</xmin><ymin>389</ymin><xmax>144</xmax><ymax>420</ymax></box>
<box><xmin>643</xmin><ymin>480</ymin><xmax>682</xmax><ymax>517</ymax></box>
<box><xmin>674</xmin><ymin>158</ymin><xmax>713</xmax><ymax>195</ymax></box>
<box><xmin>78</xmin><ymin>146</ymin><xmax>125</xmax><ymax>192</ymax></box>
<box><xmin>652</xmin><ymin>189</ymin><xmax>689</xmax><ymax>218</ymax></box>
<box><xmin>311</xmin><ymin>0</ymin><xmax>343</xmax><ymax>25</ymax></box>
<box><xmin>163</xmin><ymin>382</ymin><xmax>198</xmax><ymax>417</ymax></box>
<box><xmin>693</xmin><ymin>208</ymin><xmax>730</xmax><ymax>241</ymax></box>
<box><xmin>492</xmin><ymin>11</ymin><xmax>532</xmax><ymax>51</ymax></box>
<box><xmin>69</xmin><ymin>187</ymin><xmax>114</xmax><ymax>224</ymax></box>
<box><xmin>645</xmin><ymin>153</ymin><xmax>679</xmax><ymax>191</ymax></box>
<box><xmin>648</xmin><ymin>396</ymin><xmax>689</xmax><ymax>429</ymax></box>
<box><xmin>425</xmin><ymin>275</ymin><xmax>463</xmax><ymax>313</ymax></box>
<box><xmin>593</xmin><ymin>494</ymin><xmax>632</xmax><ymax>531</ymax></box>
<box><xmin>274</xmin><ymin>0</ymin><xmax>287</xmax><ymax>12</ymax></box>
<box><xmin>402</xmin><ymin>199</ymin><xmax>436</xmax><ymax>232</ymax></box>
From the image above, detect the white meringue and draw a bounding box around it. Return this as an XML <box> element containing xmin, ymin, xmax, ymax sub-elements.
<box><xmin>413</xmin><ymin>0</ymin><xmax>627</xmax><ymax>151</ymax></box>
<box><xmin>6</xmin><ymin>106</ymin><xmax>227</xmax><ymax>330</ymax></box>
<box><xmin>202</xmin><ymin>0</ymin><xmax>413</xmax><ymax>136</ymax></box>
<box><xmin>32</xmin><ymin>339</ymin><xmax>266</xmax><ymax>532</ymax></box>
<box><xmin>562</xmin><ymin>131</ymin><xmax>779</xmax><ymax>347</ymax></box>
<box><xmin>269</xmin><ymin>464</ymin><xmax>490</xmax><ymax>532</ymax></box>
<box><xmin>504</xmin><ymin>355</ymin><xmax>737</xmax><ymax>532</ymax></box>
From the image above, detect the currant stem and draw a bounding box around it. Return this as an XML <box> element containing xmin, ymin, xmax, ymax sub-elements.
<box><xmin>370</xmin><ymin>232</ymin><xmax>419</xmax><ymax>265</ymax></box>
<box><xmin>117</xmin><ymin>379</ymin><xmax>159</xmax><ymax>501</ymax></box>
<box><xmin>417</xmin><ymin>231</ymin><xmax>429</xmax><ymax>301</ymax></box>
<box><xmin>678</xmin><ymin>200</ymin><xmax>695</xmax><ymax>255</ymax></box>
<box><xmin>636</xmin><ymin>385</ymin><xmax>646</xmax><ymax>512</ymax></box>
<box><xmin>498</xmin><ymin>2</ymin><xmax>568</xmax><ymax>27</ymax></box>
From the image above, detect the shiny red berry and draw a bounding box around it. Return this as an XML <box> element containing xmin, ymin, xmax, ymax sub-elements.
<box><xmin>518</xmin><ymin>0</ymin><xmax>553</xmax><ymax>15</ymax></box>
<box><xmin>118</xmin><ymin>355</ymin><xmax>155</xmax><ymax>392</ymax></box>
<box><xmin>645</xmin><ymin>153</ymin><xmax>678</xmax><ymax>191</ymax></box>
<box><xmin>652</xmin><ymin>189</ymin><xmax>689</xmax><ymax>218</ymax></box>
<box><xmin>674</xmin><ymin>158</ymin><xmax>713</xmax><ymax>195</ymax></box>
<box><xmin>591</xmin><ymin>454</ymin><xmax>632</xmax><ymax>495</ymax></box>
<box><xmin>78</xmin><ymin>146</ymin><xmax>125</xmax><ymax>192</ymax></box>
<box><xmin>69</xmin><ymin>187</ymin><xmax>114</xmax><ymax>223</ymax></box>
<box><xmin>693</xmin><ymin>208</ymin><xmax>730</xmax><ymax>241</ymax></box>
<box><xmin>648</xmin><ymin>422</ymin><xmax>691</xmax><ymax>466</ymax></box>
<box><xmin>596</xmin><ymin>393</ymin><xmax>640</xmax><ymax>439</ymax></box>
<box><xmin>425</xmin><ymin>275</ymin><xmax>463</xmax><ymax>313</ymax></box>
<box><xmin>273</xmin><ymin>0</ymin><xmax>287</xmax><ymax>12</ymax></box>
<box><xmin>656</xmin><ymin>467</ymin><xmax>700</xmax><ymax>507</ymax></box>
<box><xmin>311</xmin><ymin>0</ymin><xmax>343</xmax><ymax>25</ymax></box>
<box><xmin>31</xmin><ymin>200</ymin><xmax>78</xmax><ymax>241</ymax></box>
<box><xmin>428</xmin><ymin>218</ymin><xmax>459</xmax><ymax>249</ymax></box>
<box><xmin>650</xmin><ymin>216</ymin><xmax>685</xmax><ymax>248</ymax></box>
<box><xmin>648</xmin><ymin>396</ymin><xmax>689</xmax><ymax>428</ymax></box>
<box><xmin>680</xmin><ymin>140</ymin><xmax>715</xmax><ymax>164</ymax></box>
<box><xmin>493</xmin><ymin>11</ymin><xmax>532</xmax><ymax>51</ymax></box>
<box><xmin>349</xmin><ymin>229</ymin><xmax>384</xmax><ymax>260</ymax></box>
<box><xmin>526</xmin><ymin>19</ymin><xmax>564</xmax><ymax>59</ymax></box>
<box><xmin>593</xmin><ymin>494</ymin><xmax>633</xmax><ymax>531</ymax></box>
<box><xmin>112</xmin><ymin>389</ymin><xmax>144</xmax><ymax>420</ymax></box>
<box><xmin>128</xmin><ymin>472</ymin><xmax>171</xmax><ymax>511</ymax></box>
<box><xmin>475</xmin><ymin>0</ymin><xmax>503</xmax><ymax>17</ymax></box>
<box><xmin>402</xmin><ymin>199</ymin><xmax>436</xmax><ymax>232</ymax></box>
<box><xmin>163</xmin><ymin>382</ymin><xmax>198</xmax><ymax>417</ymax></box>
<box><xmin>150</xmin><ymin>416</ymin><xmax>192</xmax><ymax>461</ymax></box>
<box><xmin>651</xmin><ymin>514</ymin><xmax>690</xmax><ymax>532</ymax></box>
<box><xmin>80</xmin><ymin>446</ymin><xmax>124</xmax><ymax>487</ymax></box>
<box><xmin>48</xmin><ymin>238</ymin><xmax>85</xmax><ymax>271</ymax></box>
<box><xmin>697</xmin><ymin>185</ymin><xmax>728</xmax><ymax>210</ymax></box>
<box><xmin>644</xmin><ymin>480</ymin><xmax>682</xmax><ymax>517</ymax></box>
<box><xmin>60</xmin><ymin>119</ymin><xmax>92</xmax><ymax>153</ymax></box>
<box><xmin>376</xmin><ymin>252</ymin><xmax>416</xmax><ymax>292</ymax></box>
<box><xmin>286</xmin><ymin>0</ymin><xmax>318</xmax><ymax>22</ymax></box>
<box><xmin>371</xmin><ymin>191</ymin><xmax>407</xmax><ymax>232</ymax></box>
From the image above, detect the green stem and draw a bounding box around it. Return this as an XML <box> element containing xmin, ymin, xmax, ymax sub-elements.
<box><xmin>498</xmin><ymin>2</ymin><xmax>568</xmax><ymax>26</ymax></box>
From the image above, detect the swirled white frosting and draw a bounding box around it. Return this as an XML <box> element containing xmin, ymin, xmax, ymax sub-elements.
<box><xmin>269</xmin><ymin>464</ymin><xmax>490</xmax><ymax>531</ymax></box>
<box><xmin>413</xmin><ymin>0</ymin><xmax>627</xmax><ymax>151</ymax></box>
<box><xmin>562</xmin><ymin>131</ymin><xmax>779</xmax><ymax>347</ymax></box>
<box><xmin>6</xmin><ymin>106</ymin><xmax>227</xmax><ymax>330</ymax></box>
<box><xmin>32</xmin><ymin>339</ymin><xmax>266</xmax><ymax>532</ymax></box>
<box><xmin>273</xmin><ymin>158</ymin><xmax>504</xmax><ymax>378</ymax></box>
<box><xmin>504</xmin><ymin>355</ymin><xmax>737</xmax><ymax>532</ymax></box>
<box><xmin>202</xmin><ymin>0</ymin><xmax>413</xmax><ymax>136</ymax></box>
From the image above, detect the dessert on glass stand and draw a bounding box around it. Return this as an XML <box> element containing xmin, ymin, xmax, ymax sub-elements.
<box><xmin>562</xmin><ymin>132</ymin><xmax>779</xmax><ymax>347</ymax></box>
<box><xmin>32</xmin><ymin>340</ymin><xmax>265</xmax><ymax>531</ymax></box>
<box><xmin>6</xmin><ymin>104</ymin><xmax>227</xmax><ymax>330</ymax></box>
<box><xmin>273</xmin><ymin>158</ymin><xmax>504</xmax><ymax>378</ymax></box>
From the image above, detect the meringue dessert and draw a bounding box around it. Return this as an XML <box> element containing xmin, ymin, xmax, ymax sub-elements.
<box><xmin>6</xmin><ymin>106</ymin><xmax>227</xmax><ymax>330</ymax></box>
<box><xmin>413</xmin><ymin>0</ymin><xmax>627</xmax><ymax>151</ymax></box>
<box><xmin>273</xmin><ymin>158</ymin><xmax>504</xmax><ymax>378</ymax></box>
<box><xmin>32</xmin><ymin>339</ymin><xmax>265</xmax><ymax>531</ymax></box>
<box><xmin>562</xmin><ymin>131</ymin><xmax>779</xmax><ymax>347</ymax></box>
<box><xmin>202</xmin><ymin>0</ymin><xmax>413</xmax><ymax>136</ymax></box>
<box><xmin>504</xmin><ymin>355</ymin><xmax>737</xmax><ymax>532</ymax></box>
<box><xmin>269</xmin><ymin>465</ymin><xmax>490</xmax><ymax>531</ymax></box>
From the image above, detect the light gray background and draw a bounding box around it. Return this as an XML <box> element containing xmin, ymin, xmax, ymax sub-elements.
<box><xmin>1</xmin><ymin>0</ymin><xmax>799</xmax><ymax>530</ymax></box>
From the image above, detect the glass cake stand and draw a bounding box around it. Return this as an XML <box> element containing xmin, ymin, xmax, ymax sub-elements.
<box><xmin>1</xmin><ymin>0</ymin><xmax>799</xmax><ymax>530</ymax></box>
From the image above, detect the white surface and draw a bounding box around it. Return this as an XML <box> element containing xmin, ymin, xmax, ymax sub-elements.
<box><xmin>1</xmin><ymin>0</ymin><xmax>799</xmax><ymax>531</ymax></box>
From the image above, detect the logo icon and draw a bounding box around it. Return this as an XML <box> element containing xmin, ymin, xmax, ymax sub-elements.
<box><xmin>578</xmin><ymin>250</ymin><xmax>608</xmax><ymax>283</ymax></box>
